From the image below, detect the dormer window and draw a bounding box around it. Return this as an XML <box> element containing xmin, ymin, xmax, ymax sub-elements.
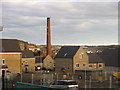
<box><xmin>64</xmin><ymin>53</ymin><xmax>67</xmax><ymax>56</ymax></box>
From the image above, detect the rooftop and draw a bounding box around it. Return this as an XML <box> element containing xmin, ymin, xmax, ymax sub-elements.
<box><xmin>55</xmin><ymin>46</ymin><xmax>80</xmax><ymax>58</ymax></box>
<box><xmin>22</xmin><ymin>50</ymin><xmax>34</xmax><ymax>58</ymax></box>
<box><xmin>0</xmin><ymin>39</ymin><xmax>21</xmax><ymax>52</ymax></box>
<box><xmin>97</xmin><ymin>48</ymin><xmax>119</xmax><ymax>67</ymax></box>
<box><xmin>87</xmin><ymin>53</ymin><xmax>104</xmax><ymax>63</ymax></box>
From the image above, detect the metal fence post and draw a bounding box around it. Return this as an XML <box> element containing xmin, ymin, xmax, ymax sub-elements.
<box><xmin>110</xmin><ymin>75</ymin><xmax>112</xmax><ymax>88</ymax></box>
<box><xmin>57</xmin><ymin>74</ymin><xmax>58</xmax><ymax>81</ymax></box>
<box><xmin>72</xmin><ymin>75</ymin><xmax>74</xmax><ymax>80</ymax></box>
<box><xmin>21</xmin><ymin>72</ymin><xmax>22</xmax><ymax>82</ymax></box>
<box><xmin>43</xmin><ymin>74</ymin><xmax>45</xmax><ymax>85</ymax></box>
<box><xmin>85</xmin><ymin>70</ymin><xmax>87</xmax><ymax>89</ymax></box>
<box><xmin>2</xmin><ymin>70</ymin><xmax>5</xmax><ymax>90</ymax></box>
<box><xmin>89</xmin><ymin>76</ymin><xmax>92</xmax><ymax>88</ymax></box>
<box><xmin>5</xmin><ymin>71</ymin><xmax>8</xmax><ymax>89</ymax></box>
<box><xmin>32</xmin><ymin>74</ymin><xmax>34</xmax><ymax>84</ymax></box>
<box><xmin>105</xmin><ymin>71</ymin><xmax>107</xmax><ymax>80</ymax></box>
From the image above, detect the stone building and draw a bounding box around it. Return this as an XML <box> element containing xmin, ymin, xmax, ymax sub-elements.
<box><xmin>0</xmin><ymin>39</ymin><xmax>55</xmax><ymax>74</ymax></box>
<box><xmin>0</xmin><ymin>39</ymin><xmax>22</xmax><ymax>73</ymax></box>
<box><xmin>55</xmin><ymin>46</ymin><xmax>104</xmax><ymax>75</ymax></box>
<box><xmin>35</xmin><ymin>56</ymin><xmax>44</xmax><ymax>71</ymax></box>
<box><xmin>0</xmin><ymin>39</ymin><xmax>38</xmax><ymax>73</ymax></box>
<box><xmin>21</xmin><ymin>50</ymin><xmax>35</xmax><ymax>72</ymax></box>
<box><xmin>35</xmin><ymin>56</ymin><xmax>54</xmax><ymax>71</ymax></box>
<box><xmin>43</xmin><ymin>55</ymin><xmax>54</xmax><ymax>70</ymax></box>
<box><xmin>98</xmin><ymin>48</ymin><xmax>120</xmax><ymax>75</ymax></box>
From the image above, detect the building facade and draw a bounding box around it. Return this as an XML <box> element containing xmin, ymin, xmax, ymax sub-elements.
<box><xmin>21</xmin><ymin>50</ymin><xmax>35</xmax><ymax>72</ymax></box>
<box><xmin>0</xmin><ymin>39</ymin><xmax>22</xmax><ymax>73</ymax></box>
<box><xmin>55</xmin><ymin>46</ymin><xmax>104</xmax><ymax>75</ymax></box>
<box><xmin>43</xmin><ymin>55</ymin><xmax>54</xmax><ymax>70</ymax></box>
<box><xmin>0</xmin><ymin>39</ymin><xmax>37</xmax><ymax>74</ymax></box>
<box><xmin>98</xmin><ymin>48</ymin><xmax>120</xmax><ymax>77</ymax></box>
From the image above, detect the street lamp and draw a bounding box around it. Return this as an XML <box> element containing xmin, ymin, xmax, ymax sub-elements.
<box><xmin>1</xmin><ymin>65</ymin><xmax>8</xmax><ymax>90</ymax></box>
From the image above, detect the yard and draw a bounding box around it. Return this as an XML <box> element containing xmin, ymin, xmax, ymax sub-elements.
<box><xmin>5</xmin><ymin>72</ymin><xmax>120</xmax><ymax>89</ymax></box>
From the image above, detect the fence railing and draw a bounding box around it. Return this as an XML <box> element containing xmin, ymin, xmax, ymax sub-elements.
<box><xmin>16</xmin><ymin>82</ymin><xmax>66</xmax><ymax>90</ymax></box>
<box><xmin>5</xmin><ymin>72</ymin><xmax>119</xmax><ymax>89</ymax></box>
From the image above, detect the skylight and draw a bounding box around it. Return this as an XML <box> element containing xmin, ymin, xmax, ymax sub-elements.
<box><xmin>64</xmin><ymin>53</ymin><xmax>67</xmax><ymax>56</ymax></box>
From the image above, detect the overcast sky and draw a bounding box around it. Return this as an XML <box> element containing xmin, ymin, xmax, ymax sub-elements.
<box><xmin>0</xmin><ymin>0</ymin><xmax>118</xmax><ymax>45</ymax></box>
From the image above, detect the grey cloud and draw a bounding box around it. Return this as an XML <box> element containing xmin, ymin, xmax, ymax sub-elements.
<box><xmin>2</xmin><ymin>2</ymin><xmax>118</xmax><ymax>45</ymax></box>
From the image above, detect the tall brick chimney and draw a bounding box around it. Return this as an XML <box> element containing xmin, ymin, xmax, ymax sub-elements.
<box><xmin>47</xmin><ymin>17</ymin><xmax>51</xmax><ymax>56</ymax></box>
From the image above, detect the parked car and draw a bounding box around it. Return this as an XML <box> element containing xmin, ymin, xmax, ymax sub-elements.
<box><xmin>50</xmin><ymin>80</ymin><xmax>79</xmax><ymax>89</ymax></box>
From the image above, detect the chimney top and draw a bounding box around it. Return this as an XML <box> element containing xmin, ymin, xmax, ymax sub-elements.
<box><xmin>47</xmin><ymin>17</ymin><xmax>50</xmax><ymax>19</ymax></box>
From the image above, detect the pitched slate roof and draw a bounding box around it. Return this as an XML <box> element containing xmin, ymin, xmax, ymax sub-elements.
<box><xmin>55</xmin><ymin>46</ymin><xmax>80</xmax><ymax>58</ymax></box>
<box><xmin>22</xmin><ymin>50</ymin><xmax>34</xmax><ymax>58</ymax></box>
<box><xmin>97</xmin><ymin>48</ymin><xmax>119</xmax><ymax>67</ymax></box>
<box><xmin>0</xmin><ymin>39</ymin><xmax>21</xmax><ymax>52</ymax></box>
<box><xmin>35</xmin><ymin>56</ymin><xmax>45</xmax><ymax>63</ymax></box>
<box><xmin>87</xmin><ymin>53</ymin><xmax>104</xmax><ymax>63</ymax></box>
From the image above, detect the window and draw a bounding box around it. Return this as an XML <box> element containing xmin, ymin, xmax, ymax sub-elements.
<box><xmin>76</xmin><ymin>64</ymin><xmax>79</xmax><ymax>67</ymax></box>
<box><xmin>2</xmin><ymin>59</ymin><xmax>5</xmax><ymax>65</ymax></box>
<box><xmin>79</xmin><ymin>54</ymin><xmax>83</xmax><ymax>59</ymax></box>
<box><xmin>35</xmin><ymin>66</ymin><xmax>41</xmax><ymax>71</ymax></box>
<box><xmin>25</xmin><ymin>64</ymin><xmax>28</xmax><ymax>67</ymax></box>
<box><xmin>79</xmin><ymin>53</ymin><xmax>84</xmax><ymax>59</ymax></box>
<box><xmin>94</xmin><ymin>64</ymin><xmax>96</xmax><ymax>68</ymax></box>
<box><xmin>89</xmin><ymin>65</ymin><xmax>92</xmax><ymax>67</ymax></box>
<box><xmin>83</xmin><ymin>64</ymin><xmax>86</xmax><ymax>67</ymax></box>
<box><xmin>3</xmin><ymin>60</ymin><xmax>5</xmax><ymax>64</ymax></box>
<box><xmin>99</xmin><ymin>64</ymin><xmax>102</xmax><ymax>67</ymax></box>
<box><xmin>56</xmin><ymin>81</ymin><xmax>77</xmax><ymax>85</ymax></box>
